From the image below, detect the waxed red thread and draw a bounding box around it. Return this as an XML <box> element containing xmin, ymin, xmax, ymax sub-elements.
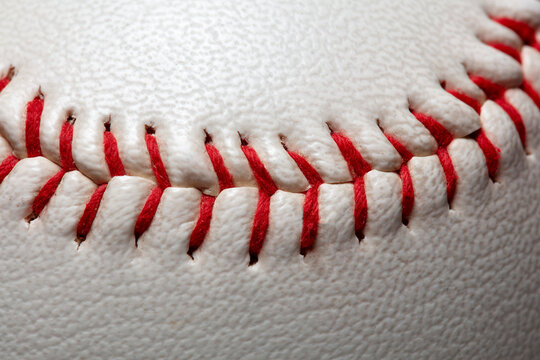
<box><xmin>188</xmin><ymin>132</ymin><xmax>235</xmax><ymax>257</ymax></box>
<box><xmin>492</xmin><ymin>18</ymin><xmax>540</xmax><ymax>51</ymax></box>
<box><xmin>25</xmin><ymin>95</ymin><xmax>44</xmax><ymax>158</ymax></box>
<box><xmin>472</xmin><ymin>17</ymin><xmax>540</xmax><ymax>149</ymax></box>
<box><xmin>0</xmin><ymin>155</ymin><xmax>18</xmax><ymax>183</ymax></box>
<box><xmin>471</xmin><ymin>76</ymin><xmax>527</xmax><ymax>148</ymax></box>
<box><xmin>385</xmin><ymin>135</ymin><xmax>414</xmax><ymax>224</ymax></box>
<box><xmin>522</xmin><ymin>80</ymin><xmax>540</xmax><ymax>110</ymax></box>
<box><xmin>28</xmin><ymin>116</ymin><xmax>76</xmax><ymax>220</ymax></box>
<box><xmin>500</xmin><ymin>18</ymin><xmax>540</xmax><ymax>110</ymax></box>
<box><xmin>488</xmin><ymin>42</ymin><xmax>521</xmax><ymax>62</ymax></box>
<box><xmin>103</xmin><ymin>122</ymin><xmax>126</xmax><ymax>177</ymax></box>
<box><xmin>0</xmin><ymin>67</ymin><xmax>13</xmax><ymax>92</ymax></box>
<box><xmin>76</xmin><ymin>124</ymin><xmax>126</xmax><ymax>242</ymax></box>
<box><xmin>76</xmin><ymin>184</ymin><xmax>107</xmax><ymax>242</ymax></box>
<box><xmin>284</xmin><ymin>143</ymin><xmax>323</xmax><ymax>256</ymax></box>
<box><xmin>412</xmin><ymin>111</ymin><xmax>458</xmax><ymax>205</ymax></box>
<box><xmin>241</xmin><ymin>137</ymin><xmax>278</xmax><ymax>264</ymax></box>
<box><xmin>330</xmin><ymin>130</ymin><xmax>371</xmax><ymax>240</ymax></box>
<box><xmin>445</xmin><ymin>88</ymin><xmax>501</xmax><ymax>180</ymax></box>
<box><xmin>134</xmin><ymin>127</ymin><xmax>171</xmax><ymax>242</ymax></box>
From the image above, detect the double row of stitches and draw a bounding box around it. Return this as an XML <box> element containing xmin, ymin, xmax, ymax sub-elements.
<box><xmin>0</xmin><ymin>17</ymin><xmax>538</xmax><ymax>263</ymax></box>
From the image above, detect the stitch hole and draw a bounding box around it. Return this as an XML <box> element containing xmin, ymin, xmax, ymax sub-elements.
<box><xmin>145</xmin><ymin>124</ymin><xmax>156</xmax><ymax>135</ymax></box>
<box><xmin>355</xmin><ymin>230</ymin><xmax>365</xmax><ymax>243</ymax></box>
<box><xmin>104</xmin><ymin>117</ymin><xmax>112</xmax><ymax>132</ymax></box>
<box><xmin>325</xmin><ymin>122</ymin><xmax>336</xmax><ymax>134</ymax></box>
<box><xmin>187</xmin><ymin>246</ymin><xmax>197</xmax><ymax>260</ymax></box>
<box><xmin>249</xmin><ymin>252</ymin><xmax>258</xmax><ymax>266</ymax></box>
<box><xmin>203</xmin><ymin>129</ymin><xmax>212</xmax><ymax>144</ymax></box>
<box><xmin>279</xmin><ymin>134</ymin><xmax>288</xmax><ymax>150</ymax></box>
<box><xmin>375</xmin><ymin>118</ymin><xmax>384</xmax><ymax>132</ymax></box>
<box><xmin>65</xmin><ymin>110</ymin><xmax>76</xmax><ymax>125</ymax></box>
<box><xmin>35</xmin><ymin>87</ymin><xmax>44</xmax><ymax>100</ymax></box>
<box><xmin>25</xmin><ymin>212</ymin><xmax>38</xmax><ymax>223</ymax></box>
<box><xmin>402</xmin><ymin>218</ymin><xmax>409</xmax><ymax>226</ymax></box>
<box><xmin>75</xmin><ymin>234</ymin><xmax>86</xmax><ymax>245</ymax></box>
<box><xmin>238</xmin><ymin>132</ymin><xmax>248</xmax><ymax>146</ymax></box>
<box><xmin>2</xmin><ymin>66</ymin><xmax>15</xmax><ymax>80</ymax></box>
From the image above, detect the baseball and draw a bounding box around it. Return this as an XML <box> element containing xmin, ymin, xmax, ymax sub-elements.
<box><xmin>0</xmin><ymin>0</ymin><xmax>539</xmax><ymax>359</ymax></box>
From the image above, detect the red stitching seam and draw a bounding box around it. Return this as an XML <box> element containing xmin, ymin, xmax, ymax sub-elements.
<box><xmin>330</xmin><ymin>131</ymin><xmax>370</xmax><ymax>240</ymax></box>
<box><xmin>76</xmin><ymin>123</ymin><xmax>126</xmax><ymax>242</ymax></box>
<box><xmin>188</xmin><ymin>134</ymin><xmax>234</xmax><ymax>257</ymax></box>
<box><xmin>385</xmin><ymin>135</ymin><xmax>414</xmax><ymax>223</ymax></box>
<box><xmin>241</xmin><ymin>138</ymin><xmax>278</xmax><ymax>264</ymax></box>
<box><xmin>134</xmin><ymin>129</ymin><xmax>171</xmax><ymax>242</ymax></box>
<box><xmin>285</xmin><ymin>145</ymin><xmax>323</xmax><ymax>255</ymax></box>
<box><xmin>0</xmin><ymin>17</ymin><xmax>538</xmax><ymax>263</ymax></box>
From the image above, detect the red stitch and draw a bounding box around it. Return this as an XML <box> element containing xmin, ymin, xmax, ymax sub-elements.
<box><xmin>385</xmin><ymin>135</ymin><xmax>414</xmax><ymax>223</ymax></box>
<box><xmin>28</xmin><ymin>116</ymin><xmax>78</xmax><ymax>221</ymax></box>
<box><xmin>287</xmin><ymin>151</ymin><xmax>324</xmax><ymax>185</ymax></box>
<box><xmin>412</xmin><ymin>112</ymin><xmax>453</xmax><ymax>148</ymax></box>
<box><xmin>412</xmin><ymin>111</ymin><xmax>457</xmax><ymax>205</ymax></box>
<box><xmin>472</xmin><ymin>76</ymin><xmax>528</xmax><ymax>148</ymax></box>
<box><xmin>400</xmin><ymin>164</ymin><xmax>414</xmax><ymax>222</ymax></box>
<box><xmin>353</xmin><ymin>177</ymin><xmax>368</xmax><ymax>240</ymax></box>
<box><xmin>188</xmin><ymin>139</ymin><xmax>235</xmax><ymax>256</ymax></box>
<box><xmin>446</xmin><ymin>89</ymin><xmax>482</xmax><ymax>114</ymax></box>
<box><xmin>205</xmin><ymin>142</ymin><xmax>234</xmax><ymax>190</ymax></box>
<box><xmin>241</xmin><ymin>143</ymin><xmax>278</xmax><ymax>195</ymax></box>
<box><xmin>495</xmin><ymin>98</ymin><xmax>527</xmax><ymax>148</ymax></box>
<box><xmin>287</xmin><ymin>150</ymin><xmax>323</xmax><ymax>255</ymax></box>
<box><xmin>385</xmin><ymin>135</ymin><xmax>413</xmax><ymax>162</ymax></box>
<box><xmin>30</xmin><ymin>169</ymin><xmax>66</xmax><ymax>219</ymax></box>
<box><xmin>249</xmin><ymin>191</ymin><xmax>271</xmax><ymax>264</ymax></box>
<box><xmin>134</xmin><ymin>131</ymin><xmax>171</xmax><ymax>241</ymax></box>
<box><xmin>437</xmin><ymin>148</ymin><xmax>457</xmax><ymax>204</ymax></box>
<box><xmin>470</xmin><ymin>76</ymin><xmax>506</xmax><ymax>99</ymax></box>
<box><xmin>330</xmin><ymin>132</ymin><xmax>371</xmax><ymax>177</ymax></box>
<box><xmin>134</xmin><ymin>186</ymin><xmax>164</xmax><ymax>241</ymax></box>
<box><xmin>446</xmin><ymin>88</ymin><xmax>501</xmax><ymax>180</ymax></box>
<box><xmin>475</xmin><ymin>130</ymin><xmax>500</xmax><ymax>180</ymax></box>
<box><xmin>300</xmin><ymin>187</ymin><xmax>319</xmax><ymax>255</ymax></box>
<box><xmin>25</xmin><ymin>97</ymin><xmax>44</xmax><ymax>158</ymax></box>
<box><xmin>103</xmin><ymin>128</ymin><xmax>126</xmax><ymax>177</ymax></box>
<box><xmin>75</xmin><ymin>126</ymin><xmax>125</xmax><ymax>242</ymax></box>
<box><xmin>492</xmin><ymin>18</ymin><xmax>539</xmax><ymax>50</ymax></box>
<box><xmin>188</xmin><ymin>194</ymin><xmax>215</xmax><ymax>257</ymax></box>
<box><xmin>0</xmin><ymin>67</ymin><xmax>13</xmax><ymax>92</ymax></box>
<box><xmin>488</xmin><ymin>42</ymin><xmax>521</xmax><ymax>62</ymax></box>
<box><xmin>470</xmin><ymin>75</ymin><xmax>529</xmax><ymax>147</ymax></box>
<box><xmin>145</xmin><ymin>132</ymin><xmax>171</xmax><ymax>189</ymax></box>
<box><xmin>0</xmin><ymin>155</ymin><xmax>18</xmax><ymax>183</ymax></box>
<box><xmin>241</xmin><ymin>141</ymin><xmax>278</xmax><ymax>263</ymax></box>
<box><xmin>59</xmin><ymin>121</ymin><xmax>76</xmax><ymax>171</ymax></box>
<box><xmin>76</xmin><ymin>184</ymin><xmax>107</xmax><ymax>242</ymax></box>
<box><xmin>330</xmin><ymin>132</ymin><xmax>371</xmax><ymax>239</ymax></box>
<box><xmin>522</xmin><ymin>80</ymin><xmax>540</xmax><ymax>111</ymax></box>
<box><xmin>0</xmin><ymin>76</ymin><xmax>10</xmax><ymax>92</ymax></box>
<box><xmin>486</xmin><ymin>17</ymin><xmax>539</xmax><ymax>149</ymax></box>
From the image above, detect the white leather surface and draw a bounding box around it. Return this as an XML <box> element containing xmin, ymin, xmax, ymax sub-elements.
<box><xmin>0</xmin><ymin>0</ymin><xmax>539</xmax><ymax>359</ymax></box>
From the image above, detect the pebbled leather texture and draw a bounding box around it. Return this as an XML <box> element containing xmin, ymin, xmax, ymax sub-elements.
<box><xmin>0</xmin><ymin>0</ymin><xmax>539</xmax><ymax>359</ymax></box>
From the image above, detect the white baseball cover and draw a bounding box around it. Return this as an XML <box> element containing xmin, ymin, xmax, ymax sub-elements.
<box><xmin>0</xmin><ymin>0</ymin><xmax>539</xmax><ymax>359</ymax></box>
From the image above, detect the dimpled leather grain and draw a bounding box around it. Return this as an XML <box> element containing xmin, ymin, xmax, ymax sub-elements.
<box><xmin>0</xmin><ymin>0</ymin><xmax>539</xmax><ymax>359</ymax></box>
